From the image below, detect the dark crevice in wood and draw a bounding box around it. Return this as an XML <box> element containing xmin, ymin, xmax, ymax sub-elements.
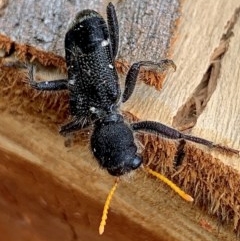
<box><xmin>172</xmin><ymin>7</ymin><xmax>240</xmax><ymax>132</ymax></box>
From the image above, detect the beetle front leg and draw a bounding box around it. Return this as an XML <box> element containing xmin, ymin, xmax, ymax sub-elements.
<box><xmin>60</xmin><ymin>118</ymin><xmax>90</xmax><ymax>135</ymax></box>
<box><xmin>131</xmin><ymin>121</ymin><xmax>239</xmax><ymax>154</ymax></box>
<box><xmin>28</xmin><ymin>65</ymin><xmax>68</xmax><ymax>91</ymax></box>
<box><xmin>131</xmin><ymin>121</ymin><xmax>214</xmax><ymax>146</ymax></box>
<box><xmin>122</xmin><ymin>60</ymin><xmax>176</xmax><ymax>103</ymax></box>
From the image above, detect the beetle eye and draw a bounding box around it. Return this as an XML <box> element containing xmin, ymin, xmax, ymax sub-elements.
<box><xmin>131</xmin><ymin>155</ymin><xmax>142</xmax><ymax>170</ymax></box>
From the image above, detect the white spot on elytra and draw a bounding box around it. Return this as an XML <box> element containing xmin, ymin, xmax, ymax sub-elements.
<box><xmin>101</xmin><ymin>39</ymin><xmax>109</xmax><ymax>47</ymax></box>
<box><xmin>109</xmin><ymin>64</ymin><xmax>113</xmax><ymax>69</ymax></box>
<box><xmin>45</xmin><ymin>81</ymin><xmax>49</xmax><ymax>85</ymax></box>
<box><xmin>90</xmin><ymin>107</ymin><xmax>96</xmax><ymax>113</ymax></box>
<box><xmin>69</xmin><ymin>79</ymin><xmax>75</xmax><ymax>85</ymax></box>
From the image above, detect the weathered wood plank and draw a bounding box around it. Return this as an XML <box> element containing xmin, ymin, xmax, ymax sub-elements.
<box><xmin>0</xmin><ymin>0</ymin><xmax>179</xmax><ymax>61</ymax></box>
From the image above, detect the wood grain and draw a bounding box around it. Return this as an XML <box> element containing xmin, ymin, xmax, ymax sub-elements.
<box><xmin>122</xmin><ymin>1</ymin><xmax>240</xmax><ymax>166</ymax></box>
<box><xmin>191</xmin><ymin>7</ymin><xmax>240</xmax><ymax>167</ymax></box>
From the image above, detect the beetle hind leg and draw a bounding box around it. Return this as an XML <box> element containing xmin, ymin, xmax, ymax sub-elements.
<box><xmin>107</xmin><ymin>2</ymin><xmax>119</xmax><ymax>59</ymax></box>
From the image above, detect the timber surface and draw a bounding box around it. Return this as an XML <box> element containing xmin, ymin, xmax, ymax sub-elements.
<box><xmin>0</xmin><ymin>1</ymin><xmax>240</xmax><ymax>241</ymax></box>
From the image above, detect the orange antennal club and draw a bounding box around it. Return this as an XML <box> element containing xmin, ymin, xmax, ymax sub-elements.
<box><xmin>99</xmin><ymin>178</ymin><xmax>119</xmax><ymax>235</ymax></box>
<box><xmin>144</xmin><ymin>166</ymin><xmax>193</xmax><ymax>202</ymax></box>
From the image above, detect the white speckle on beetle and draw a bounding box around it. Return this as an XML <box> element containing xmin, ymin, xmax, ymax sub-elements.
<box><xmin>69</xmin><ymin>79</ymin><xmax>75</xmax><ymax>85</ymax></box>
<box><xmin>90</xmin><ymin>107</ymin><xmax>96</xmax><ymax>113</ymax></box>
<box><xmin>45</xmin><ymin>81</ymin><xmax>49</xmax><ymax>85</ymax></box>
<box><xmin>109</xmin><ymin>64</ymin><xmax>113</xmax><ymax>69</ymax></box>
<box><xmin>101</xmin><ymin>39</ymin><xmax>109</xmax><ymax>47</ymax></box>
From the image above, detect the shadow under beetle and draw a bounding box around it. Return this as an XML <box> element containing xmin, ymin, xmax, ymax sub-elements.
<box><xmin>28</xmin><ymin>2</ymin><xmax>239</xmax><ymax>234</ymax></box>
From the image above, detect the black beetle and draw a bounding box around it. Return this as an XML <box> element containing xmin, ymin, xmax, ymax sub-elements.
<box><xmin>28</xmin><ymin>2</ymin><xmax>238</xmax><ymax>234</ymax></box>
<box><xmin>29</xmin><ymin>3</ymin><xmax>216</xmax><ymax>176</ymax></box>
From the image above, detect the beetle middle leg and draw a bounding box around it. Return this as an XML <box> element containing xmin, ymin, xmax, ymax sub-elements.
<box><xmin>122</xmin><ymin>60</ymin><xmax>176</xmax><ymax>103</ymax></box>
<box><xmin>28</xmin><ymin>65</ymin><xmax>68</xmax><ymax>91</ymax></box>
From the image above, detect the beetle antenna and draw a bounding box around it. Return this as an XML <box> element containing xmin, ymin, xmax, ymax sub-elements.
<box><xmin>144</xmin><ymin>166</ymin><xmax>194</xmax><ymax>202</ymax></box>
<box><xmin>99</xmin><ymin>178</ymin><xmax>119</xmax><ymax>235</ymax></box>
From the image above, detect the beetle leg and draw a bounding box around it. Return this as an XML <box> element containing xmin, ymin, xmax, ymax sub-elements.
<box><xmin>107</xmin><ymin>2</ymin><xmax>119</xmax><ymax>59</ymax></box>
<box><xmin>131</xmin><ymin>121</ymin><xmax>213</xmax><ymax>147</ymax></box>
<box><xmin>122</xmin><ymin>60</ymin><xmax>176</xmax><ymax>103</ymax></box>
<box><xmin>131</xmin><ymin>121</ymin><xmax>239</xmax><ymax>154</ymax></box>
<box><xmin>60</xmin><ymin>118</ymin><xmax>90</xmax><ymax>135</ymax></box>
<box><xmin>28</xmin><ymin>65</ymin><xmax>68</xmax><ymax>91</ymax></box>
